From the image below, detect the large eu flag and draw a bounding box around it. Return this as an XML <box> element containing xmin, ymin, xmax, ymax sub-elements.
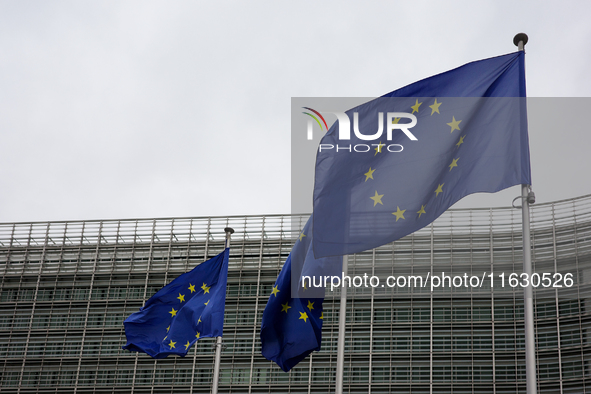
<box><xmin>260</xmin><ymin>216</ymin><xmax>340</xmax><ymax>372</ymax></box>
<box><xmin>122</xmin><ymin>249</ymin><xmax>229</xmax><ymax>358</ymax></box>
<box><xmin>313</xmin><ymin>51</ymin><xmax>531</xmax><ymax>258</ymax></box>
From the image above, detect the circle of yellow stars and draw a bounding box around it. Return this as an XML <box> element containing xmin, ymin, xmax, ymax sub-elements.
<box><xmin>363</xmin><ymin>98</ymin><xmax>465</xmax><ymax>222</ymax></box>
<box><xmin>164</xmin><ymin>281</ymin><xmax>213</xmax><ymax>351</ymax></box>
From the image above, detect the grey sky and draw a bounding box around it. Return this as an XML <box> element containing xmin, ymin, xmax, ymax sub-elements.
<box><xmin>1</xmin><ymin>1</ymin><xmax>590</xmax><ymax>222</ymax></box>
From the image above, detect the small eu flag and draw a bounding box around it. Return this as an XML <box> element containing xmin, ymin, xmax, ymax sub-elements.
<box><xmin>122</xmin><ymin>249</ymin><xmax>229</xmax><ymax>358</ymax></box>
<box><xmin>260</xmin><ymin>216</ymin><xmax>340</xmax><ymax>372</ymax></box>
<box><xmin>313</xmin><ymin>51</ymin><xmax>531</xmax><ymax>258</ymax></box>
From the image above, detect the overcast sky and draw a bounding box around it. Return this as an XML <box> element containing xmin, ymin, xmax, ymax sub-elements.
<box><xmin>1</xmin><ymin>1</ymin><xmax>590</xmax><ymax>223</ymax></box>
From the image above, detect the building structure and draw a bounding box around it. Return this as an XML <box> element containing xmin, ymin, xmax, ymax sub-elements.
<box><xmin>0</xmin><ymin>194</ymin><xmax>590</xmax><ymax>393</ymax></box>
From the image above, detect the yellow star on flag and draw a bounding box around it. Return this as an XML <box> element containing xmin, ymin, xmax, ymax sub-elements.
<box><xmin>364</xmin><ymin>167</ymin><xmax>375</xmax><ymax>181</ymax></box>
<box><xmin>307</xmin><ymin>300</ymin><xmax>314</xmax><ymax>311</ymax></box>
<box><xmin>201</xmin><ymin>283</ymin><xmax>210</xmax><ymax>294</ymax></box>
<box><xmin>456</xmin><ymin>135</ymin><xmax>465</xmax><ymax>148</ymax></box>
<box><xmin>429</xmin><ymin>98</ymin><xmax>442</xmax><ymax>115</ymax></box>
<box><xmin>411</xmin><ymin>99</ymin><xmax>422</xmax><ymax>114</ymax></box>
<box><xmin>196</xmin><ymin>332</ymin><xmax>200</xmax><ymax>339</ymax></box>
<box><xmin>185</xmin><ymin>341</ymin><xmax>190</xmax><ymax>350</ymax></box>
<box><xmin>271</xmin><ymin>286</ymin><xmax>280</xmax><ymax>297</ymax></box>
<box><xmin>168</xmin><ymin>340</ymin><xmax>176</xmax><ymax>349</ymax></box>
<box><xmin>169</xmin><ymin>308</ymin><xmax>177</xmax><ymax>317</ymax></box>
<box><xmin>374</xmin><ymin>142</ymin><xmax>385</xmax><ymax>156</ymax></box>
<box><xmin>198</xmin><ymin>317</ymin><xmax>202</xmax><ymax>324</ymax></box>
<box><xmin>392</xmin><ymin>207</ymin><xmax>406</xmax><ymax>221</ymax></box>
<box><xmin>299</xmin><ymin>311</ymin><xmax>309</xmax><ymax>323</ymax></box>
<box><xmin>435</xmin><ymin>184</ymin><xmax>444</xmax><ymax>197</ymax></box>
<box><xmin>449</xmin><ymin>158</ymin><xmax>459</xmax><ymax>171</ymax></box>
<box><xmin>370</xmin><ymin>191</ymin><xmax>384</xmax><ymax>207</ymax></box>
<box><xmin>188</xmin><ymin>283</ymin><xmax>196</xmax><ymax>293</ymax></box>
<box><xmin>447</xmin><ymin>116</ymin><xmax>462</xmax><ymax>133</ymax></box>
<box><xmin>177</xmin><ymin>293</ymin><xmax>185</xmax><ymax>303</ymax></box>
<box><xmin>299</xmin><ymin>232</ymin><xmax>306</xmax><ymax>242</ymax></box>
<box><xmin>320</xmin><ymin>312</ymin><xmax>324</xmax><ymax>320</ymax></box>
<box><xmin>417</xmin><ymin>205</ymin><xmax>426</xmax><ymax>218</ymax></box>
<box><xmin>281</xmin><ymin>302</ymin><xmax>291</xmax><ymax>313</ymax></box>
<box><xmin>204</xmin><ymin>300</ymin><xmax>210</xmax><ymax>306</ymax></box>
<box><xmin>166</xmin><ymin>325</ymin><xmax>170</xmax><ymax>332</ymax></box>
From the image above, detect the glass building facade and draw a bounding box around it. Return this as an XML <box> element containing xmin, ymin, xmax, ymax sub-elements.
<box><xmin>1</xmin><ymin>194</ymin><xmax>590</xmax><ymax>393</ymax></box>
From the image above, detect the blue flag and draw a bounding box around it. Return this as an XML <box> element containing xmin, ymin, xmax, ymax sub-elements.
<box><xmin>260</xmin><ymin>216</ymin><xmax>341</xmax><ymax>372</ymax></box>
<box><xmin>313</xmin><ymin>51</ymin><xmax>531</xmax><ymax>258</ymax></box>
<box><xmin>122</xmin><ymin>249</ymin><xmax>229</xmax><ymax>358</ymax></box>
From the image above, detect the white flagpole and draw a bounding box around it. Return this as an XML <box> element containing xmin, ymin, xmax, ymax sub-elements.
<box><xmin>521</xmin><ymin>184</ymin><xmax>537</xmax><ymax>394</ymax></box>
<box><xmin>211</xmin><ymin>227</ymin><xmax>234</xmax><ymax>394</ymax></box>
<box><xmin>335</xmin><ymin>254</ymin><xmax>348</xmax><ymax>394</ymax></box>
<box><xmin>514</xmin><ymin>32</ymin><xmax>537</xmax><ymax>394</ymax></box>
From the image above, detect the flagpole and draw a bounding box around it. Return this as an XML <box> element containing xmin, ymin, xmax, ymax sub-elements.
<box><xmin>212</xmin><ymin>227</ymin><xmax>234</xmax><ymax>394</ymax></box>
<box><xmin>335</xmin><ymin>254</ymin><xmax>348</xmax><ymax>394</ymax></box>
<box><xmin>521</xmin><ymin>184</ymin><xmax>537</xmax><ymax>394</ymax></box>
<box><xmin>514</xmin><ymin>33</ymin><xmax>537</xmax><ymax>394</ymax></box>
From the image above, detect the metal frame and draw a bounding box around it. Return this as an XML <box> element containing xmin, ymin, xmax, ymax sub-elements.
<box><xmin>1</xmin><ymin>194</ymin><xmax>591</xmax><ymax>393</ymax></box>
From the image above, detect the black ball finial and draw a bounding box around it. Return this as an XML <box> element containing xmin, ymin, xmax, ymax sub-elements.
<box><xmin>513</xmin><ymin>33</ymin><xmax>529</xmax><ymax>47</ymax></box>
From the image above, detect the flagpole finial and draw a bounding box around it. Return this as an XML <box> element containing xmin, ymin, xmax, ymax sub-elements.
<box><xmin>223</xmin><ymin>227</ymin><xmax>234</xmax><ymax>250</ymax></box>
<box><xmin>513</xmin><ymin>33</ymin><xmax>528</xmax><ymax>50</ymax></box>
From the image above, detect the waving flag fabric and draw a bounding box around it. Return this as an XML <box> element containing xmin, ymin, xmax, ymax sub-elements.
<box><xmin>260</xmin><ymin>216</ymin><xmax>340</xmax><ymax>371</ymax></box>
<box><xmin>123</xmin><ymin>249</ymin><xmax>229</xmax><ymax>358</ymax></box>
<box><xmin>313</xmin><ymin>51</ymin><xmax>531</xmax><ymax>258</ymax></box>
<box><xmin>261</xmin><ymin>50</ymin><xmax>531</xmax><ymax>372</ymax></box>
